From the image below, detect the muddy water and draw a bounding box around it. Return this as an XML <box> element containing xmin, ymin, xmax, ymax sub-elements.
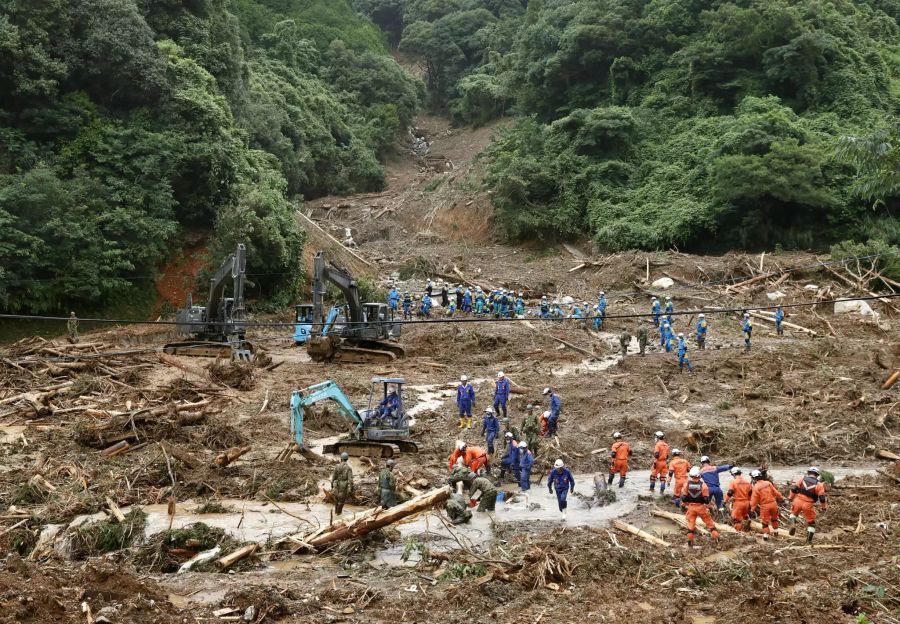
<box><xmin>406</xmin><ymin>378</ymin><xmax>487</xmax><ymax>418</ymax></box>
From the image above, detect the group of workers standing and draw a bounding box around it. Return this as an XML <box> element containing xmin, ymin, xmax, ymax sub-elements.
<box><xmin>388</xmin><ymin>281</ymin><xmax>526</xmax><ymax>320</ymax></box>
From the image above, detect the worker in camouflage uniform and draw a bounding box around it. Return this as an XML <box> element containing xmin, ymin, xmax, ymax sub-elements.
<box><xmin>619</xmin><ymin>331</ymin><xmax>631</xmax><ymax>356</ymax></box>
<box><xmin>379</xmin><ymin>459</ymin><xmax>397</xmax><ymax>508</ymax></box>
<box><xmin>330</xmin><ymin>452</ymin><xmax>354</xmax><ymax>515</ymax></box>
<box><xmin>636</xmin><ymin>324</ymin><xmax>648</xmax><ymax>356</ymax></box>
<box><xmin>469</xmin><ymin>470</ymin><xmax>498</xmax><ymax>512</ymax></box>
<box><xmin>445</xmin><ymin>492</ymin><xmax>472</xmax><ymax>524</ymax></box>
<box><xmin>447</xmin><ymin>458</ymin><xmax>475</xmax><ymax>494</ymax></box>
<box><xmin>67</xmin><ymin>312</ymin><xmax>79</xmax><ymax>344</ymax></box>
<box><xmin>521</xmin><ymin>404</ymin><xmax>540</xmax><ymax>456</ymax></box>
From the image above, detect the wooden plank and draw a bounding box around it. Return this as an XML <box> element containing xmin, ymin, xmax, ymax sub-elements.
<box><xmin>611</xmin><ymin>519</ymin><xmax>671</xmax><ymax>547</ymax></box>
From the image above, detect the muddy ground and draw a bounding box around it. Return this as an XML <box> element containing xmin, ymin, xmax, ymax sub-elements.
<box><xmin>1</xmin><ymin>116</ymin><xmax>899</xmax><ymax>624</ymax></box>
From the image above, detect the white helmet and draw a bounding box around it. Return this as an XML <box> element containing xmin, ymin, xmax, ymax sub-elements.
<box><xmin>652</xmin><ymin>296</ymin><xmax>658</xmax><ymax>300</ymax></box>
<box><xmin>460</xmin><ymin>375</ymin><xmax>468</xmax><ymax>382</ymax></box>
<box><xmin>730</xmin><ymin>467</ymin><xmax>742</xmax><ymax>476</ymax></box>
<box><xmin>808</xmin><ymin>466</ymin><xmax>820</xmax><ymax>475</ymax></box>
<box><xmin>678</xmin><ymin>332</ymin><xmax>684</xmax><ymax>338</ymax></box>
<box><xmin>497</xmin><ymin>371</ymin><xmax>505</xmax><ymax>378</ymax></box>
<box><xmin>744</xmin><ymin>312</ymin><xmax>750</xmax><ymax>317</ymax></box>
<box><xmin>505</xmin><ymin>431</ymin><xmax>513</xmax><ymax>438</ymax></box>
<box><xmin>484</xmin><ymin>408</ymin><xmax>494</xmax><ymax>414</ymax></box>
<box><xmin>518</xmin><ymin>292</ymin><xmax>523</xmax><ymax>296</ymax></box>
<box><xmin>750</xmin><ymin>469</ymin><xmax>762</xmax><ymax>479</ymax></box>
<box><xmin>599</xmin><ymin>291</ymin><xmax>605</xmax><ymax>296</ymax></box>
<box><xmin>654</xmin><ymin>431</ymin><xmax>664</xmax><ymax>439</ymax></box>
<box><xmin>699</xmin><ymin>313</ymin><xmax>705</xmax><ymax>318</ymax></box>
<box><xmin>542</xmin><ymin>387</ymin><xmax>551</xmax><ymax>395</ymax></box>
<box><xmin>519</xmin><ymin>441</ymin><xmax>528</xmax><ymax>449</ymax></box>
<box><xmin>664</xmin><ymin>322</ymin><xmax>670</xmax><ymax>327</ymax></box>
<box><xmin>700</xmin><ymin>455</ymin><xmax>710</xmax><ymax>464</ymax></box>
<box><xmin>671</xmin><ymin>448</ymin><xmax>682</xmax><ymax>456</ymax></box>
<box><xmin>542</xmin><ymin>410</ymin><xmax>551</xmax><ymax>418</ymax></box>
<box><xmin>455</xmin><ymin>440</ymin><xmax>465</xmax><ymax>451</ymax></box>
<box><xmin>542</xmin><ymin>295</ymin><xmax>547</xmax><ymax>300</ymax></box>
<box><xmin>666</xmin><ymin>296</ymin><xmax>672</xmax><ymax>300</ymax></box>
<box><xmin>613</xmin><ymin>432</ymin><xmax>622</xmax><ymax>439</ymax></box>
<box><xmin>689</xmin><ymin>467</ymin><xmax>701</xmax><ymax>478</ymax></box>
<box><xmin>554</xmin><ymin>459</ymin><xmax>564</xmax><ymax>468</ymax></box>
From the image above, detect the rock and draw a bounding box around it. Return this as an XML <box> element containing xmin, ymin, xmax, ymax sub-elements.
<box><xmin>651</xmin><ymin>277</ymin><xmax>675</xmax><ymax>289</ymax></box>
<box><xmin>834</xmin><ymin>299</ymin><xmax>878</xmax><ymax>319</ymax></box>
<box><xmin>243</xmin><ymin>606</ymin><xmax>256</xmax><ymax>622</ymax></box>
<box><xmin>766</xmin><ymin>291</ymin><xmax>785</xmax><ymax>300</ymax></box>
<box><xmin>804</xmin><ymin>284</ymin><xmax>819</xmax><ymax>291</ymax></box>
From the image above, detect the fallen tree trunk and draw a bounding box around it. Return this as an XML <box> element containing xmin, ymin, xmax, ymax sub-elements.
<box><xmin>307</xmin><ymin>486</ymin><xmax>450</xmax><ymax>549</ymax></box>
<box><xmin>749</xmin><ymin>312</ymin><xmax>817</xmax><ymax>336</ymax></box>
<box><xmin>216</xmin><ymin>544</ymin><xmax>257</xmax><ymax>570</ymax></box>
<box><xmin>214</xmin><ymin>446</ymin><xmax>251</xmax><ymax>467</ymax></box>
<box><xmin>550</xmin><ymin>335</ymin><xmax>600</xmax><ymax>359</ymax></box>
<box><xmin>612</xmin><ymin>519</ymin><xmax>670</xmax><ymax>547</ymax></box>
<box><xmin>883</xmin><ymin>371</ymin><xmax>900</xmax><ymax>391</ymax></box>
<box><xmin>875</xmin><ymin>449</ymin><xmax>900</xmax><ymax>461</ymax></box>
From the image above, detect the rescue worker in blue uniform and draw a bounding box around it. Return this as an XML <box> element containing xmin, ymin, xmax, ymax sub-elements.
<box><xmin>456</xmin><ymin>375</ymin><xmax>475</xmax><ymax>430</ymax></box>
<box><xmin>462</xmin><ymin>288</ymin><xmax>472</xmax><ymax>313</ymax></box>
<box><xmin>540</xmin><ymin>296</ymin><xmax>550</xmax><ymax>318</ymax></box>
<box><xmin>699</xmin><ymin>455</ymin><xmax>733</xmax><ymax>516</ymax></box>
<box><xmin>515</xmin><ymin>293</ymin><xmax>525</xmax><ymax>316</ymax></box>
<box><xmin>696</xmin><ymin>313</ymin><xmax>708</xmax><ymax>349</ymax></box>
<box><xmin>597</xmin><ymin>291</ymin><xmax>607</xmax><ymax>320</ymax></box>
<box><xmin>402</xmin><ymin>292</ymin><xmax>413</xmax><ymax>320</ymax></box>
<box><xmin>677</xmin><ymin>333</ymin><xmax>694</xmax><ymax>372</ymax></box>
<box><xmin>499</xmin><ymin>432</ymin><xmax>520</xmax><ymax>482</ymax></box>
<box><xmin>665</xmin><ymin>296</ymin><xmax>674</xmax><ymax>324</ymax></box>
<box><xmin>543</xmin><ymin>387</ymin><xmax>561</xmax><ymax>436</ymax></box>
<box><xmin>519</xmin><ymin>442</ymin><xmax>534</xmax><ymax>491</ymax></box>
<box><xmin>420</xmin><ymin>294</ymin><xmax>432</xmax><ymax>318</ymax></box>
<box><xmin>548</xmin><ymin>459</ymin><xmax>576</xmax><ymax>519</ymax></box>
<box><xmin>775</xmin><ymin>304</ymin><xmax>784</xmax><ymax>336</ymax></box>
<box><xmin>494</xmin><ymin>371</ymin><xmax>511</xmax><ymax>418</ymax></box>
<box><xmin>742</xmin><ymin>312</ymin><xmax>753</xmax><ymax>352</ymax></box>
<box><xmin>388</xmin><ymin>286</ymin><xmax>399</xmax><ymax>312</ymax></box>
<box><xmin>651</xmin><ymin>296</ymin><xmax>661</xmax><ymax>327</ymax></box>
<box><xmin>481</xmin><ymin>408</ymin><xmax>500</xmax><ymax>455</ymax></box>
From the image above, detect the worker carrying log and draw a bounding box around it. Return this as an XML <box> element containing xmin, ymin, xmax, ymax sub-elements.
<box><xmin>679</xmin><ymin>467</ymin><xmax>721</xmax><ymax>548</ymax></box>
<box><xmin>330</xmin><ymin>452</ymin><xmax>354</xmax><ymax>515</ymax></box>
<box><xmin>378</xmin><ymin>459</ymin><xmax>397</xmax><ymax>508</ymax></box>
<box><xmin>788</xmin><ymin>467</ymin><xmax>827</xmax><ymax>543</ymax></box>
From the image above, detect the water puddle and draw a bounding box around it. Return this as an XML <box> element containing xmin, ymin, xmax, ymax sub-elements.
<box><xmin>406</xmin><ymin>378</ymin><xmax>487</xmax><ymax>417</ymax></box>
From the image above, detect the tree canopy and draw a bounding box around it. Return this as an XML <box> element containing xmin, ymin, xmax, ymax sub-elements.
<box><xmin>367</xmin><ymin>0</ymin><xmax>899</xmax><ymax>250</ymax></box>
<box><xmin>0</xmin><ymin>0</ymin><xmax>423</xmax><ymax>312</ymax></box>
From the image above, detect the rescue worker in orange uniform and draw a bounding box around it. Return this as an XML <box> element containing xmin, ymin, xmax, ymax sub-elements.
<box><xmin>750</xmin><ymin>469</ymin><xmax>785</xmax><ymax>541</ymax></box>
<box><xmin>679</xmin><ymin>467</ymin><xmax>720</xmax><ymax>548</ymax></box>
<box><xmin>447</xmin><ymin>440</ymin><xmax>466</xmax><ymax>471</ymax></box>
<box><xmin>723</xmin><ymin>467</ymin><xmax>753</xmax><ymax>531</ymax></box>
<box><xmin>607</xmin><ymin>432</ymin><xmax>632</xmax><ymax>488</ymax></box>
<box><xmin>788</xmin><ymin>467</ymin><xmax>827</xmax><ymax>543</ymax></box>
<box><xmin>666</xmin><ymin>449</ymin><xmax>690</xmax><ymax>507</ymax></box>
<box><xmin>649</xmin><ymin>431</ymin><xmax>670</xmax><ymax>494</ymax></box>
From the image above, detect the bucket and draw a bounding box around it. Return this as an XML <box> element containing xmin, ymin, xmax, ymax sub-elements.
<box><xmin>496</xmin><ymin>491</ymin><xmax>505</xmax><ymax>503</ymax></box>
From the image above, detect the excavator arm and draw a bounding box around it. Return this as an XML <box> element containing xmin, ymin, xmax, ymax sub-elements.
<box><xmin>289</xmin><ymin>381</ymin><xmax>364</xmax><ymax>447</ymax></box>
<box><xmin>312</xmin><ymin>252</ymin><xmax>362</xmax><ymax>327</ymax></box>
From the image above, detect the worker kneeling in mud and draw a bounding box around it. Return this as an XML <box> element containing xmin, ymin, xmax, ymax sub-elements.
<box><xmin>469</xmin><ymin>469</ymin><xmax>498</xmax><ymax>512</ymax></box>
<box><xmin>445</xmin><ymin>492</ymin><xmax>472</xmax><ymax>524</ymax></box>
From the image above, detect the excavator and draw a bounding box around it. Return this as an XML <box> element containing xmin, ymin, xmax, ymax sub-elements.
<box><xmin>305</xmin><ymin>252</ymin><xmax>404</xmax><ymax>364</ymax></box>
<box><xmin>164</xmin><ymin>243</ymin><xmax>252</xmax><ymax>360</ymax></box>
<box><xmin>289</xmin><ymin>378</ymin><xmax>419</xmax><ymax>458</ymax></box>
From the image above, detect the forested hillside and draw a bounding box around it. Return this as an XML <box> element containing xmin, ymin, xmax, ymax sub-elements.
<box><xmin>0</xmin><ymin>0</ymin><xmax>422</xmax><ymax>312</ymax></box>
<box><xmin>360</xmin><ymin>0</ymin><xmax>900</xmax><ymax>250</ymax></box>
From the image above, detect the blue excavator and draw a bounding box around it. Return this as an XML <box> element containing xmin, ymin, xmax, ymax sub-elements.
<box><xmin>289</xmin><ymin>377</ymin><xmax>419</xmax><ymax>458</ymax></box>
<box><xmin>293</xmin><ymin>304</ymin><xmax>339</xmax><ymax>345</ymax></box>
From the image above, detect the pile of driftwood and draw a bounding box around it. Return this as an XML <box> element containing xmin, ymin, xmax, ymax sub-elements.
<box><xmin>0</xmin><ymin>338</ymin><xmax>156</xmax><ymax>422</ymax></box>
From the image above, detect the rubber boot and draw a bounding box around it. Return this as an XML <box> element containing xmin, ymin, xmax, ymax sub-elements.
<box><xmin>467</xmin><ymin>417</ymin><xmax>473</xmax><ymax>429</ymax></box>
<box><xmin>788</xmin><ymin>516</ymin><xmax>797</xmax><ymax>536</ymax></box>
<box><xmin>762</xmin><ymin>533</ymin><xmax>769</xmax><ymax>542</ymax></box>
<box><xmin>660</xmin><ymin>482</ymin><xmax>666</xmax><ymax>495</ymax></box>
<box><xmin>561</xmin><ymin>510</ymin><xmax>566</xmax><ymax>521</ymax></box>
<box><xmin>618</xmin><ymin>476</ymin><xmax>626</xmax><ymax>489</ymax></box>
<box><xmin>607</xmin><ymin>473</ymin><xmax>614</xmax><ymax>486</ymax></box>
<box><xmin>687</xmin><ymin>538</ymin><xmax>694</xmax><ymax>549</ymax></box>
<box><xmin>458</xmin><ymin>417</ymin><xmax>465</xmax><ymax>429</ymax></box>
<box><xmin>806</xmin><ymin>527</ymin><xmax>814</xmax><ymax>544</ymax></box>
<box><xmin>649</xmin><ymin>481</ymin><xmax>656</xmax><ymax>492</ymax></box>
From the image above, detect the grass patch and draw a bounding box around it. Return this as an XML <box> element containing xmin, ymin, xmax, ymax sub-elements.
<box><xmin>195</xmin><ymin>501</ymin><xmax>233</xmax><ymax>514</ymax></box>
<box><xmin>70</xmin><ymin>509</ymin><xmax>146</xmax><ymax>560</ymax></box>
<box><xmin>10</xmin><ymin>484</ymin><xmax>49</xmax><ymax>505</ymax></box>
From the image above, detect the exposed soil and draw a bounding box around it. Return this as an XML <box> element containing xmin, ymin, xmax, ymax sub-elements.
<box><xmin>1</xmin><ymin>116</ymin><xmax>899</xmax><ymax>623</ymax></box>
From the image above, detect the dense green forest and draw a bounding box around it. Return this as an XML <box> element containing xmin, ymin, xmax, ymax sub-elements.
<box><xmin>0</xmin><ymin>0</ymin><xmax>422</xmax><ymax>312</ymax></box>
<box><xmin>359</xmin><ymin>0</ymin><xmax>900</xmax><ymax>250</ymax></box>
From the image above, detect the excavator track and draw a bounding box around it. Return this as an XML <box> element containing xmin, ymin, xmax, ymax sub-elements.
<box><xmin>162</xmin><ymin>340</ymin><xmax>254</xmax><ymax>359</ymax></box>
<box><xmin>333</xmin><ymin>346</ymin><xmax>397</xmax><ymax>365</ymax></box>
<box><xmin>307</xmin><ymin>336</ymin><xmax>403</xmax><ymax>364</ymax></box>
